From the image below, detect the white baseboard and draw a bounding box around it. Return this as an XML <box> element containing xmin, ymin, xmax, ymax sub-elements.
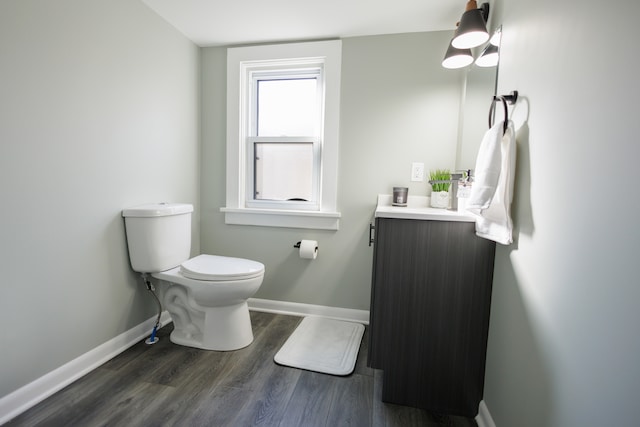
<box><xmin>0</xmin><ymin>311</ymin><xmax>172</xmax><ymax>425</ymax></box>
<box><xmin>248</xmin><ymin>298</ymin><xmax>369</xmax><ymax>324</ymax></box>
<box><xmin>475</xmin><ymin>400</ymin><xmax>497</xmax><ymax>427</ymax></box>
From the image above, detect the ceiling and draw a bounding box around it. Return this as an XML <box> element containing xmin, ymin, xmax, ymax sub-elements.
<box><xmin>141</xmin><ymin>0</ymin><xmax>463</xmax><ymax>47</ymax></box>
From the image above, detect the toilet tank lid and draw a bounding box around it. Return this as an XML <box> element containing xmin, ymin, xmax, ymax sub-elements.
<box><xmin>122</xmin><ymin>203</ymin><xmax>194</xmax><ymax>218</ymax></box>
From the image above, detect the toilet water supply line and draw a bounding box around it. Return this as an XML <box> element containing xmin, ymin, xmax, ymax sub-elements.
<box><xmin>141</xmin><ymin>273</ymin><xmax>162</xmax><ymax>345</ymax></box>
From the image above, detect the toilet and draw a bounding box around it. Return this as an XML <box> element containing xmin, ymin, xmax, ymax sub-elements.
<box><xmin>122</xmin><ymin>202</ymin><xmax>264</xmax><ymax>351</ymax></box>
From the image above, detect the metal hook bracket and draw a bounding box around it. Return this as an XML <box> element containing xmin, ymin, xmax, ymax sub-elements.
<box><xmin>489</xmin><ymin>90</ymin><xmax>519</xmax><ymax>134</ymax></box>
<box><xmin>501</xmin><ymin>90</ymin><xmax>519</xmax><ymax>104</ymax></box>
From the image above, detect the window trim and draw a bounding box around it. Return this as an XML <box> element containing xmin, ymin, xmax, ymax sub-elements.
<box><xmin>222</xmin><ymin>40</ymin><xmax>342</xmax><ymax>230</ymax></box>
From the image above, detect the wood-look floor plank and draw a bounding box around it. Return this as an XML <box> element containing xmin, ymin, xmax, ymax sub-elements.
<box><xmin>161</xmin><ymin>345</ymin><xmax>236</xmax><ymax>391</ymax></box>
<box><xmin>103</xmin><ymin>331</ymin><xmax>191</xmax><ymax>387</ymax></box>
<box><xmin>279</xmin><ymin>370</ymin><xmax>339</xmax><ymax>427</ymax></box>
<box><xmin>327</xmin><ymin>373</ymin><xmax>373</xmax><ymax>427</ymax></box>
<box><xmin>3</xmin><ymin>368</ymin><xmax>118</xmax><ymax>427</ymax></box>
<box><xmin>100</xmin><ymin>323</ymin><xmax>174</xmax><ymax>372</ymax></box>
<box><xmin>79</xmin><ymin>381</ymin><xmax>175</xmax><ymax>426</ymax></box>
<box><xmin>216</xmin><ymin>314</ymin><xmax>302</xmax><ymax>391</ymax></box>
<box><xmin>250</xmin><ymin>310</ymin><xmax>280</xmax><ymax>336</ymax></box>
<box><xmin>5</xmin><ymin>313</ymin><xmax>477</xmax><ymax>427</ymax></box>
<box><xmin>171</xmin><ymin>385</ymin><xmax>253</xmax><ymax>427</ymax></box>
<box><xmin>231</xmin><ymin>364</ymin><xmax>301</xmax><ymax>426</ymax></box>
<box><xmin>141</xmin><ymin>344</ymin><xmax>204</xmax><ymax>387</ymax></box>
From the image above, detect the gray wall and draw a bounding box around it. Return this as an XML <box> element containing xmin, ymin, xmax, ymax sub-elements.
<box><xmin>0</xmin><ymin>0</ymin><xmax>200</xmax><ymax>399</ymax></box>
<box><xmin>200</xmin><ymin>31</ymin><xmax>464</xmax><ymax>311</ymax></box>
<box><xmin>483</xmin><ymin>0</ymin><xmax>640</xmax><ymax>425</ymax></box>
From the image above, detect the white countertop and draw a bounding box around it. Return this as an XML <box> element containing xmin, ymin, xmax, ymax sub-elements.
<box><xmin>374</xmin><ymin>194</ymin><xmax>475</xmax><ymax>222</ymax></box>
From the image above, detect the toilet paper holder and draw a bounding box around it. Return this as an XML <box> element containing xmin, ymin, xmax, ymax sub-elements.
<box><xmin>294</xmin><ymin>241</ymin><xmax>318</xmax><ymax>252</ymax></box>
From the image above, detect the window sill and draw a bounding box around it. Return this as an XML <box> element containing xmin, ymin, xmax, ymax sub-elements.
<box><xmin>220</xmin><ymin>207</ymin><xmax>341</xmax><ymax>230</ymax></box>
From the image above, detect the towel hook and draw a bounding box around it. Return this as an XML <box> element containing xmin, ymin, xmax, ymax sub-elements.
<box><xmin>489</xmin><ymin>90</ymin><xmax>519</xmax><ymax>135</ymax></box>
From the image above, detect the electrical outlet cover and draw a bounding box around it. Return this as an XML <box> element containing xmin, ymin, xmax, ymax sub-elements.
<box><xmin>411</xmin><ymin>162</ymin><xmax>424</xmax><ymax>182</ymax></box>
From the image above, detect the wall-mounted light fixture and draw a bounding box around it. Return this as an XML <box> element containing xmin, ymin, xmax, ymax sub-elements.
<box><xmin>488</xmin><ymin>26</ymin><xmax>501</xmax><ymax>47</ymax></box>
<box><xmin>442</xmin><ymin>2</ymin><xmax>495</xmax><ymax>69</ymax></box>
<box><xmin>475</xmin><ymin>43</ymin><xmax>499</xmax><ymax>67</ymax></box>
<box><xmin>451</xmin><ymin>0</ymin><xmax>490</xmax><ymax>49</ymax></box>
<box><xmin>442</xmin><ymin>40</ymin><xmax>474</xmax><ymax>69</ymax></box>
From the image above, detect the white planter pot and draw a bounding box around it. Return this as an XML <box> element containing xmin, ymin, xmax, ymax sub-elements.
<box><xmin>430</xmin><ymin>191</ymin><xmax>450</xmax><ymax>208</ymax></box>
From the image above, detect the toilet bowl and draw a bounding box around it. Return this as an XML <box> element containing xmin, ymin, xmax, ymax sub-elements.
<box><xmin>153</xmin><ymin>254</ymin><xmax>264</xmax><ymax>351</ymax></box>
<box><xmin>122</xmin><ymin>203</ymin><xmax>265</xmax><ymax>351</ymax></box>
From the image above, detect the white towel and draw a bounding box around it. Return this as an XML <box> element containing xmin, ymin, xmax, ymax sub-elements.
<box><xmin>468</xmin><ymin>121</ymin><xmax>517</xmax><ymax>245</ymax></box>
<box><xmin>466</xmin><ymin>120</ymin><xmax>504</xmax><ymax>211</ymax></box>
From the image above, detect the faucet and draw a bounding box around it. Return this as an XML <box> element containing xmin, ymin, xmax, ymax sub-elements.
<box><xmin>428</xmin><ymin>170</ymin><xmax>471</xmax><ymax>211</ymax></box>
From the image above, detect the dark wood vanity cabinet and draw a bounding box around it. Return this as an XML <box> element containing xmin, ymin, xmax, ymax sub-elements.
<box><xmin>368</xmin><ymin>217</ymin><xmax>496</xmax><ymax>417</ymax></box>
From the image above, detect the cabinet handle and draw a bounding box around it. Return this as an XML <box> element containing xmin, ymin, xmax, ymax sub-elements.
<box><xmin>369</xmin><ymin>223</ymin><xmax>375</xmax><ymax>246</ymax></box>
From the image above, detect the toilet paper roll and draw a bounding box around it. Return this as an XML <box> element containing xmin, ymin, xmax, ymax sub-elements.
<box><xmin>299</xmin><ymin>240</ymin><xmax>318</xmax><ymax>259</ymax></box>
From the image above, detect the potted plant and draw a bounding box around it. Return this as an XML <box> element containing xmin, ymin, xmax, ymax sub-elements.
<box><xmin>429</xmin><ymin>169</ymin><xmax>451</xmax><ymax>208</ymax></box>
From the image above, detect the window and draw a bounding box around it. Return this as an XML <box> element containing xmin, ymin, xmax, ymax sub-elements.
<box><xmin>254</xmin><ymin>141</ymin><xmax>315</xmax><ymax>202</ymax></box>
<box><xmin>222</xmin><ymin>41</ymin><xmax>342</xmax><ymax>230</ymax></box>
<box><xmin>248</xmin><ymin>72</ymin><xmax>321</xmax><ymax>210</ymax></box>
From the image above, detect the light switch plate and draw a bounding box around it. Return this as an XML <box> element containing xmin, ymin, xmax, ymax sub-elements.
<box><xmin>411</xmin><ymin>162</ymin><xmax>424</xmax><ymax>182</ymax></box>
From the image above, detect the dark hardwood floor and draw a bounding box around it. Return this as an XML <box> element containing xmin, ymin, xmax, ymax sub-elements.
<box><xmin>5</xmin><ymin>312</ymin><xmax>478</xmax><ymax>427</ymax></box>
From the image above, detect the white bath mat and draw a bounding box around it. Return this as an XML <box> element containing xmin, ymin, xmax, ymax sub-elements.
<box><xmin>274</xmin><ymin>316</ymin><xmax>365</xmax><ymax>376</ymax></box>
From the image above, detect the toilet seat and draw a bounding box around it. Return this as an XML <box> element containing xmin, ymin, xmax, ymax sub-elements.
<box><xmin>180</xmin><ymin>254</ymin><xmax>264</xmax><ymax>281</ymax></box>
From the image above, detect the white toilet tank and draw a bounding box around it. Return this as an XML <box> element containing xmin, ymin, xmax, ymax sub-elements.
<box><xmin>122</xmin><ymin>203</ymin><xmax>194</xmax><ymax>273</ymax></box>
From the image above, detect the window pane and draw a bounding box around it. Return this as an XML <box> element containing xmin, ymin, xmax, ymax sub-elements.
<box><xmin>255</xmin><ymin>142</ymin><xmax>313</xmax><ymax>201</ymax></box>
<box><xmin>257</xmin><ymin>78</ymin><xmax>317</xmax><ymax>136</ymax></box>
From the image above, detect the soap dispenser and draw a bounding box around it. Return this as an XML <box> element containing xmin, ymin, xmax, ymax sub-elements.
<box><xmin>456</xmin><ymin>169</ymin><xmax>473</xmax><ymax>212</ymax></box>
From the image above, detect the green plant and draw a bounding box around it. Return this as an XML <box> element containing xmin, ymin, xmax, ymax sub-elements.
<box><xmin>429</xmin><ymin>169</ymin><xmax>451</xmax><ymax>192</ymax></box>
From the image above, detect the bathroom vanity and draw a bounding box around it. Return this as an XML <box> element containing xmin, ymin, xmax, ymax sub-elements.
<box><xmin>368</xmin><ymin>195</ymin><xmax>496</xmax><ymax>417</ymax></box>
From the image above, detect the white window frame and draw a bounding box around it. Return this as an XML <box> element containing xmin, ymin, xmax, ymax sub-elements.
<box><xmin>247</xmin><ymin>68</ymin><xmax>321</xmax><ymax>211</ymax></box>
<box><xmin>222</xmin><ymin>40</ymin><xmax>342</xmax><ymax>230</ymax></box>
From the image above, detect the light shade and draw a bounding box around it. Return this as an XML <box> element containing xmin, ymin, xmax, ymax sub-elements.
<box><xmin>442</xmin><ymin>41</ymin><xmax>474</xmax><ymax>69</ymax></box>
<box><xmin>489</xmin><ymin>27</ymin><xmax>502</xmax><ymax>46</ymax></box>
<box><xmin>451</xmin><ymin>1</ymin><xmax>489</xmax><ymax>49</ymax></box>
<box><xmin>475</xmin><ymin>43</ymin><xmax>499</xmax><ymax>67</ymax></box>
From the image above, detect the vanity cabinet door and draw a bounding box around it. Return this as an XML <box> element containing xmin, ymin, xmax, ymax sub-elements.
<box><xmin>368</xmin><ymin>217</ymin><xmax>495</xmax><ymax>417</ymax></box>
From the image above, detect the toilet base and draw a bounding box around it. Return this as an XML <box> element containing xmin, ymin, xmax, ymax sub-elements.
<box><xmin>169</xmin><ymin>301</ymin><xmax>254</xmax><ymax>351</ymax></box>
